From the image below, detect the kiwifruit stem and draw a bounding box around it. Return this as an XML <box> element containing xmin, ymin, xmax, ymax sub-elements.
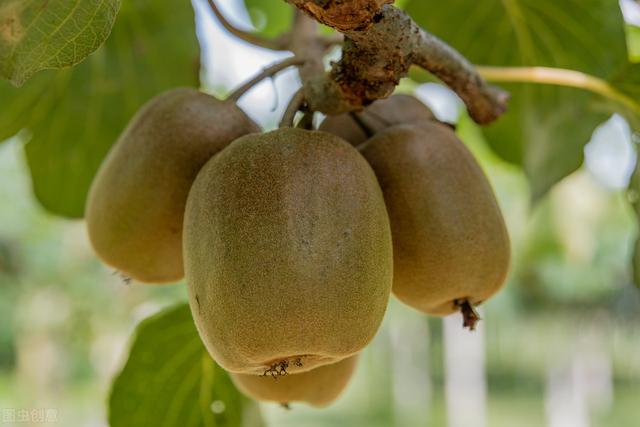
<box><xmin>227</xmin><ymin>56</ymin><xmax>306</xmax><ymax>102</ymax></box>
<box><xmin>360</xmin><ymin>109</ymin><xmax>393</xmax><ymax>128</ymax></box>
<box><xmin>457</xmin><ymin>299</ymin><xmax>481</xmax><ymax>331</ymax></box>
<box><xmin>279</xmin><ymin>88</ymin><xmax>306</xmax><ymax>128</ymax></box>
<box><xmin>285</xmin><ymin>2</ymin><xmax>508</xmax><ymax>123</ymax></box>
<box><xmin>349</xmin><ymin>111</ymin><xmax>377</xmax><ymax>138</ymax></box>
<box><xmin>297</xmin><ymin>111</ymin><xmax>315</xmax><ymax>130</ymax></box>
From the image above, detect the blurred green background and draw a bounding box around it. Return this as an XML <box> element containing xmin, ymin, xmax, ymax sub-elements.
<box><xmin>1</xmin><ymin>0</ymin><xmax>640</xmax><ymax>426</ymax></box>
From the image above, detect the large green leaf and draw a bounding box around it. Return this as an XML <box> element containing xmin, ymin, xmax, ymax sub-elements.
<box><xmin>0</xmin><ymin>0</ymin><xmax>120</xmax><ymax>86</ymax></box>
<box><xmin>0</xmin><ymin>0</ymin><xmax>199</xmax><ymax>217</ymax></box>
<box><xmin>406</xmin><ymin>0</ymin><xmax>630</xmax><ymax>199</ymax></box>
<box><xmin>486</xmin><ymin>84</ymin><xmax>609</xmax><ymax>200</ymax></box>
<box><xmin>243</xmin><ymin>0</ymin><xmax>292</xmax><ymax>38</ymax></box>
<box><xmin>407</xmin><ymin>0</ymin><xmax>626</xmax><ymax>73</ymax></box>
<box><xmin>109</xmin><ymin>304</ymin><xmax>264</xmax><ymax>427</ymax></box>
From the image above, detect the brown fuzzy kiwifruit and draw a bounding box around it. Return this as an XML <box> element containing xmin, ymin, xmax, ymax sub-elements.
<box><xmin>319</xmin><ymin>94</ymin><xmax>437</xmax><ymax>146</ymax></box>
<box><xmin>360</xmin><ymin>123</ymin><xmax>510</xmax><ymax>326</ymax></box>
<box><xmin>184</xmin><ymin>127</ymin><xmax>392</xmax><ymax>375</ymax></box>
<box><xmin>86</xmin><ymin>88</ymin><xmax>259</xmax><ymax>283</ymax></box>
<box><xmin>231</xmin><ymin>355</ymin><xmax>359</xmax><ymax>408</ymax></box>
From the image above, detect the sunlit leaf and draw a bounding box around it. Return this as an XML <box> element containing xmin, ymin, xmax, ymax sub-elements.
<box><xmin>0</xmin><ymin>0</ymin><xmax>120</xmax><ymax>85</ymax></box>
<box><xmin>0</xmin><ymin>0</ymin><xmax>199</xmax><ymax>217</ymax></box>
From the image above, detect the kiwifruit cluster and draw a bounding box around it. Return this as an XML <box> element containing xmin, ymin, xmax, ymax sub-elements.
<box><xmin>86</xmin><ymin>89</ymin><xmax>509</xmax><ymax>408</ymax></box>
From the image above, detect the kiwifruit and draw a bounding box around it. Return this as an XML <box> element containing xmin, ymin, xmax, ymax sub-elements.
<box><xmin>231</xmin><ymin>355</ymin><xmax>359</xmax><ymax>408</ymax></box>
<box><xmin>319</xmin><ymin>94</ymin><xmax>436</xmax><ymax>146</ymax></box>
<box><xmin>184</xmin><ymin>127</ymin><xmax>392</xmax><ymax>375</ymax></box>
<box><xmin>360</xmin><ymin>123</ymin><xmax>510</xmax><ymax>322</ymax></box>
<box><xmin>86</xmin><ymin>88</ymin><xmax>259</xmax><ymax>283</ymax></box>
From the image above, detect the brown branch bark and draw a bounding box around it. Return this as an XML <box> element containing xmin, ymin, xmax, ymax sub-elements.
<box><xmin>287</xmin><ymin>0</ymin><xmax>393</xmax><ymax>31</ymax></box>
<box><xmin>413</xmin><ymin>31</ymin><xmax>509</xmax><ymax>124</ymax></box>
<box><xmin>285</xmin><ymin>2</ymin><xmax>508</xmax><ymax>125</ymax></box>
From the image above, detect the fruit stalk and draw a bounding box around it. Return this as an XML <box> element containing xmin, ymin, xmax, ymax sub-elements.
<box><xmin>349</xmin><ymin>112</ymin><xmax>376</xmax><ymax>139</ymax></box>
<box><xmin>279</xmin><ymin>88</ymin><xmax>306</xmax><ymax>128</ymax></box>
<box><xmin>227</xmin><ymin>56</ymin><xmax>306</xmax><ymax>102</ymax></box>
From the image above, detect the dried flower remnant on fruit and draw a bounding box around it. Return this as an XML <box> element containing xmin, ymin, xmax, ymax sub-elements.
<box><xmin>457</xmin><ymin>299</ymin><xmax>481</xmax><ymax>331</ymax></box>
<box><xmin>263</xmin><ymin>360</ymin><xmax>291</xmax><ymax>379</ymax></box>
<box><xmin>231</xmin><ymin>356</ymin><xmax>359</xmax><ymax>407</ymax></box>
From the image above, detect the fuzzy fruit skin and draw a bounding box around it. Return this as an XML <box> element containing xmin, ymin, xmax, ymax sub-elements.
<box><xmin>184</xmin><ymin>128</ymin><xmax>393</xmax><ymax>375</ymax></box>
<box><xmin>361</xmin><ymin>123</ymin><xmax>510</xmax><ymax>315</ymax></box>
<box><xmin>319</xmin><ymin>94</ymin><xmax>436</xmax><ymax>146</ymax></box>
<box><xmin>86</xmin><ymin>88</ymin><xmax>259</xmax><ymax>283</ymax></box>
<box><xmin>231</xmin><ymin>355</ymin><xmax>358</xmax><ymax>407</ymax></box>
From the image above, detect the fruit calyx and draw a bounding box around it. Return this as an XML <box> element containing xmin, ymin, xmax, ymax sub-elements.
<box><xmin>262</xmin><ymin>357</ymin><xmax>305</xmax><ymax>379</ymax></box>
<box><xmin>457</xmin><ymin>299</ymin><xmax>481</xmax><ymax>331</ymax></box>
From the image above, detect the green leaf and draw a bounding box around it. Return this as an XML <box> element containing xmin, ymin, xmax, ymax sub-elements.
<box><xmin>609</xmin><ymin>63</ymin><xmax>640</xmax><ymax>129</ymax></box>
<box><xmin>406</xmin><ymin>0</ymin><xmax>629</xmax><ymax>199</ymax></box>
<box><xmin>0</xmin><ymin>0</ymin><xmax>120</xmax><ymax>86</ymax></box>
<box><xmin>627</xmin><ymin>25</ymin><xmax>640</xmax><ymax>62</ymax></box>
<box><xmin>407</xmin><ymin>0</ymin><xmax>626</xmax><ymax>74</ymax></box>
<box><xmin>243</xmin><ymin>0</ymin><xmax>292</xmax><ymax>38</ymax></box>
<box><xmin>0</xmin><ymin>0</ymin><xmax>200</xmax><ymax>217</ymax></box>
<box><xmin>484</xmin><ymin>84</ymin><xmax>608</xmax><ymax>200</ymax></box>
<box><xmin>109</xmin><ymin>304</ymin><xmax>264</xmax><ymax>427</ymax></box>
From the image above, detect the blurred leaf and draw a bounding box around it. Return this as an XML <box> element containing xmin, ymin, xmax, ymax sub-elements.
<box><xmin>633</xmin><ymin>237</ymin><xmax>640</xmax><ymax>288</ymax></box>
<box><xmin>627</xmin><ymin>25</ymin><xmax>640</xmax><ymax>62</ymax></box>
<box><xmin>0</xmin><ymin>0</ymin><xmax>120</xmax><ymax>86</ymax></box>
<box><xmin>0</xmin><ymin>239</ymin><xmax>18</xmax><ymax>276</ymax></box>
<box><xmin>406</xmin><ymin>1</ymin><xmax>626</xmax><ymax>75</ymax></box>
<box><xmin>109</xmin><ymin>304</ymin><xmax>264</xmax><ymax>427</ymax></box>
<box><xmin>0</xmin><ymin>0</ymin><xmax>199</xmax><ymax>217</ymax></box>
<box><xmin>406</xmin><ymin>0</ymin><xmax>629</xmax><ymax>200</ymax></box>
<box><xmin>609</xmin><ymin>63</ymin><xmax>640</xmax><ymax>128</ymax></box>
<box><xmin>629</xmin><ymin>160</ymin><xmax>640</xmax><ymax>288</ymax></box>
<box><xmin>486</xmin><ymin>85</ymin><xmax>608</xmax><ymax>200</ymax></box>
<box><xmin>243</xmin><ymin>0</ymin><xmax>292</xmax><ymax>38</ymax></box>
